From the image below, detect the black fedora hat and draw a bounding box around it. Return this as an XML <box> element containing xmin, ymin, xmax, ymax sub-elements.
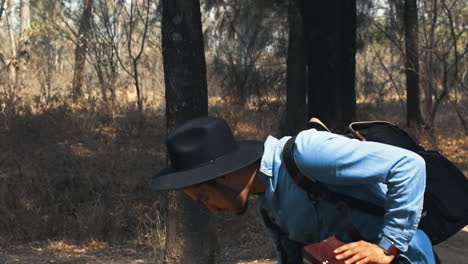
<box><xmin>150</xmin><ymin>116</ymin><xmax>264</xmax><ymax>191</ymax></box>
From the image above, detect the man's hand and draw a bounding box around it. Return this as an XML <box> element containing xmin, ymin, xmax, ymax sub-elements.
<box><xmin>334</xmin><ymin>240</ymin><xmax>396</xmax><ymax>264</ymax></box>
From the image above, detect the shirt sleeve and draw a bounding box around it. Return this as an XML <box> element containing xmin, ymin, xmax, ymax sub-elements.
<box><xmin>293</xmin><ymin>129</ymin><xmax>426</xmax><ymax>252</ymax></box>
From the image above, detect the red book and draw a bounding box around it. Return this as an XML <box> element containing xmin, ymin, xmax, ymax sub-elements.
<box><xmin>302</xmin><ymin>236</ymin><xmax>347</xmax><ymax>264</ymax></box>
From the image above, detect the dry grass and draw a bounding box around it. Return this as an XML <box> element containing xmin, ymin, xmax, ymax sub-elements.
<box><xmin>421</xmin><ymin>133</ymin><xmax>468</xmax><ymax>175</ymax></box>
<box><xmin>0</xmin><ymin>98</ymin><xmax>167</xmax><ymax>243</ymax></box>
<box><xmin>45</xmin><ymin>240</ymin><xmax>109</xmax><ymax>256</ymax></box>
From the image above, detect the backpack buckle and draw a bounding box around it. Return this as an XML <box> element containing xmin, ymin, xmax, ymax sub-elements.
<box><xmin>307</xmin><ymin>191</ymin><xmax>325</xmax><ymax>201</ymax></box>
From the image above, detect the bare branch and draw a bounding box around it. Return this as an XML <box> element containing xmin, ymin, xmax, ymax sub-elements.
<box><xmin>126</xmin><ymin>0</ymin><xmax>135</xmax><ymax>60</ymax></box>
<box><xmin>99</xmin><ymin>0</ymin><xmax>132</xmax><ymax>77</ymax></box>
<box><xmin>373</xmin><ymin>46</ymin><xmax>405</xmax><ymax>104</ymax></box>
<box><xmin>441</xmin><ymin>0</ymin><xmax>462</xmax><ymax>88</ymax></box>
<box><xmin>134</xmin><ymin>0</ymin><xmax>151</xmax><ymax>63</ymax></box>
<box><xmin>369</xmin><ymin>19</ymin><xmax>405</xmax><ymax>54</ymax></box>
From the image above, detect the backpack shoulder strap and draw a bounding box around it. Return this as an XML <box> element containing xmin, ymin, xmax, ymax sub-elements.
<box><xmin>283</xmin><ymin>136</ymin><xmax>300</xmax><ymax>180</ymax></box>
<box><xmin>282</xmin><ymin>137</ymin><xmax>386</xmax><ymax>217</ymax></box>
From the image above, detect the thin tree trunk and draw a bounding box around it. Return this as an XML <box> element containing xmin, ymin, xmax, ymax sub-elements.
<box><xmin>429</xmin><ymin>63</ymin><xmax>448</xmax><ymax>127</ymax></box>
<box><xmin>0</xmin><ymin>0</ymin><xmax>6</xmax><ymax>22</ymax></box>
<box><xmin>285</xmin><ymin>0</ymin><xmax>307</xmax><ymax>135</ymax></box>
<box><xmin>303</xmin><ymin>0</ymin><xmax>356</xmax><ymax>132</ymax></box>
<box><xmin>425</xmin><ymin>0</ymin><xmax>438</xmax><ymax>120</ymax></box>
<box><xmin>238</xmin><ymin>0</ymin><xmax>258</xmax><ymax>67</ymax></box>
<box><xmin>109</xmin><ymin>70</ymin><xmax>117</xmax><ymax>101</ymax></box>
<box><xmin>404</xmin><ymin>0</ymin><xmax>424</xmax><ymax>128</ymax></box>
<box><xmin>161</xmin><ymin>0</ymin><xmax>218</xmax><ymax>263</ymax></box>
<box><xmin>16</xmin><ymin>0</ymin><xmax>31</xmax><ymax>90</ymax></box>
<box><xmin>5</xmin><ymin>0</ymin><xmax>17</xmax><ymax>88</ymax></box>
<box><xmin>441</xmin><ymin>0</ymin><xmax>464</xmax><ymax>134</ymax></box>
<box><xmin>72</xmin><ymin>0</ymin><xmax>94</xmax><ymax>101</ymax></box>
<box><xmin>6</xmin><ymin>0</ymin><xmax>16</xmax><ymax>57</ymax></box>
<box><xmin>133</xmin><ymin>60</ymin><xmax>142</xmax><ymax>112</ymax></box>
<box><xmin>19</xmin><ymin>0</ymin><xmax>30</xmax><ymax>42</ymax></box>
<box><xmin>94</xmin><ymin>63</ymin><xmax>108</xmax><ymax>102</ymax></box>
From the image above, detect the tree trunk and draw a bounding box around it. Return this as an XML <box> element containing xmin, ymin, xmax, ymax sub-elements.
<box><xmin>285</xmin><ymin>0</ymin><xmax>307</xmax><ymax>135</ymax></box>
<box><xmin>161</xmin><ymin>0</ymin><xmax>218</xmax><ymax>263</ymax></box>
<box><xmin>404</xmin><ymin>0</ymin><xmax>424</xmax><ymax>128</ymax></box>
<box><xmin>238</xmin><ymin>0</ymin><xmax>258</xmax><ymax>67</ymax></box>
<box><xmin>16</xmin><ymin>0</ymin><xmax>31</xmax><ymax>89</ymax></box>
<box><xmin>19</xmin><ymin>0</ymin><xmax>30</xmax><ymax>41</ymax></box>
<box><xmin>72</xmin><ymin>0</ymin><xmax>94</xmax><ymax>101</ymax></box>
<box><xmin>6</xmin><ymin>0</ymin><xmax>16</xmax><ymax>57</ymax></box>
<box><xmin>303</xmin><ymin>0</ymin><xmax>357</xmax><ymax>132</ymax></box>
<box><xmin>0</xmin><ymin>0</ymin><xmax>6</xmax><ymax>22</ymax></box>
<box><xmin>133</xmin><ymin>60</ymin><xmax>143</xmax><ymax>113</ymax></box>
<box><xmin>425</xmin><ymin>0</ymin><xmax>437</xmax><ymax>122</ymax></box>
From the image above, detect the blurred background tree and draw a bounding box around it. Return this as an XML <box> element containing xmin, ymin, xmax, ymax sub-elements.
<box><xmin>72</xmin><ymin>0</ymin><xmax>93</xmax><ymax>101</ymax></box>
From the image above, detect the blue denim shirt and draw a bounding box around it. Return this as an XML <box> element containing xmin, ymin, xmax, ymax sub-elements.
<box><xmin>257</xmin><ymin>129</ymin><xmax>435</xmax><ymax>263</ymax></box>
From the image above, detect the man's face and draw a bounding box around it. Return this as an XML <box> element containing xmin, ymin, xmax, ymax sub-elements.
<box><xmin>182</xmin><ymin>181</ymin><xmax>247</xmax><ymax>215</ymax></box>
<box><xmin>182</xmin><ymin>163</ymin><xmax>257</xmax><ymax>215</ymax></box>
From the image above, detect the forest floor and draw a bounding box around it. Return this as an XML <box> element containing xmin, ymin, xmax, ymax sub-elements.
<box><xmin>0</xmin><ymin>227</ymin><xmax>467</xmax><ymax>263</ymax></box>
<box><xmin>0</xmin><ymin>103</ymin><xmax>466</xmax><ymax>264</ymax></box>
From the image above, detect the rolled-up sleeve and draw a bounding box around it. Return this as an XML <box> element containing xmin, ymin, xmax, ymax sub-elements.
<box><xmin>293</xmin><ymin>129</ymin><xmax>426</xmax><ymax>251</ymax></box>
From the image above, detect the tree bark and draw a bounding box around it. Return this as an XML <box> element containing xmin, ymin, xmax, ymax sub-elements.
<box><xmin>425</xmin><ymin>0</ymin><xmax>437</xmax><ymax>121</ymax></box>
<box><xmin>404</xmin><ymin>0</ymin><xmax>424</xmax><ymax>128</ymax></box>
<box><xmin>161</xmin><ymin>0</ymin><xmax>218</xmax><ymax>263</ymax></box>
<box><xmin>285</xmin><ymin>0</ymin><xmax>307</xmax><ymax>135</ymax></box>
<box><xmin>19</xmin><ymin>0</ymin><xmax>30</xmax><ymax>40</ymax></box>
<box><xmin>6</xmin><ymin>0</ymin><xmax>16</xmax><ymax>57</ymax></box>
<box><xmin>72</xmin><ymin>0</ymin><xmax>94</xmax><ymax>101</ymax></box>
<box><xmin>238</xmin><ymin>0</ymin><xmax>258</xmax><ymax>67</ymax></box>
<box><xmin>0</xmin><ymin>0</ymin><xmax>6</xmax><ymax>22</ymax></box>
<box><xmin>303</xmin><ymin>0</ymin><xmax>357</xmax><ymax>132</ymax></box>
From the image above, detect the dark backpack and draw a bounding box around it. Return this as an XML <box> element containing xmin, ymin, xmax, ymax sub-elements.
<box><xmin>283</xmin><ymin>119</ymin><xmax>468</xmax><ymax>245</ymax></box>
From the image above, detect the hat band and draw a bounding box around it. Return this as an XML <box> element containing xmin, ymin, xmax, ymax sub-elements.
<box><xmin>174</xmin><ymin>147</ymin><xmax>238</xmax><ymax>172</ymax></box>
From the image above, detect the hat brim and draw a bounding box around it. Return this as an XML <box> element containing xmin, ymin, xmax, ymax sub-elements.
<box><xmin>150</xmin><ymin>140</ymin><xmax>264</xmax><ymax>191</ymax></box>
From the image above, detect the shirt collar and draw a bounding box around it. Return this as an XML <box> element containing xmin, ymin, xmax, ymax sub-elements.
<box><xmin>259</xmin><ymin>135</ymin><xmax>277</xmax><ymax>177</ymax></box>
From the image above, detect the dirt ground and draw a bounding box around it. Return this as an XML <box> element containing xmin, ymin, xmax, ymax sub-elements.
<box><xmin>0</xmin><ymin>226</ymin><xmax>466</xmax><ymax>264</ymax></box>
